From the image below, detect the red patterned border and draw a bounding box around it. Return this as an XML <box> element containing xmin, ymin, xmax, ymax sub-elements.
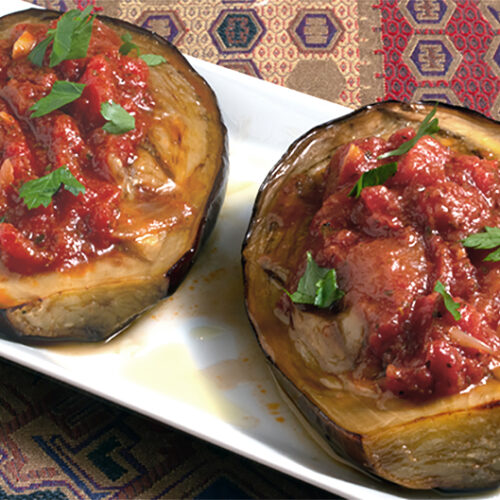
<box><xmin>375</xmin><ymin>0</ymin><xmax>500</xmax><ymax>117</ymax></box>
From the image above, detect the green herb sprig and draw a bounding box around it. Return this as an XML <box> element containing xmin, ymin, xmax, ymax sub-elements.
<box><xmin>434</xmin><ymin>281</ymin><xmax>461</xmax><ymax>321</ymax></box>
<box><xmin>29</xmin><ymin>7</ymin><xmax>95</xmax><ymax>67</ymax></box>
<box><xmin>348</xmin><ymin>105</ymin><xmax>440</xmax><ymax>198</ymax></box>
<box><xmin>139</xmin><ymin>54</ymin><xmax>167</xmax><ymax>66</ymax></box>
<box><xmin>119</xmin><ymin>33</ymin><xmax>139</xmax><ymax>56</ymax></box>
<box><xmin>29</xmin><ymin>81</ymin><xmax>85</xmax><ymax>118</ymax></box>
<box><xmin>101</xmin><ymin>101</ymin><xmax>135</xmax><ymax>134</ymax></box>
<box><xmin>378</xmin><ymin>104</ymin><xmax>439</xmax><ymax>160</ymax></box>
<box><xmin>462</xmin><ymin>227</ymin><xmax>500</xmax><ymax>262</ymax></box>
<box><xmin>119</xmin><ymin>33</ymin><xmax>166</xmax><ymax>66</ymax></box>
<box><xmin>19</xmin><ymin>166</ymin><xmax>85</xmax><ymax>209</ymax></box>
<box><xmin>286</xmin><ymin>252</ymin><xmax>344</xmax><ymax>308</ymax></box>
<box><xmin>348</xmin><ymin>162</ymin><xmax>397</xmax><ymax>198</ymax></box>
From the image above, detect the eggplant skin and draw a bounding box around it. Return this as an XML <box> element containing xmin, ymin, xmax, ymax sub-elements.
<box><xmin>0</xmin><ymin>276</ymin><xmax>169</xmax><ymax>343</ymax></box>
<box><xmin>0</xmin><ymin>9</ymin><xmax>228</xmax><ymax>343</ymax></box>
<box><xmin>243</xmin><ymin>101</ymin><xmax>500</xmax><ymax>490</ymax></box>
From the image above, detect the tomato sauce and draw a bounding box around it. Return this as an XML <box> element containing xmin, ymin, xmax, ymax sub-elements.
<box><xmin>0</xmin><ymin>16</ymin><xmax>153</xmax><ymax>274</ymax></box>
<box><xmin>293</xmin><ymin>126</ymin><xmax>500</xmax><ymax>401</ymax></box>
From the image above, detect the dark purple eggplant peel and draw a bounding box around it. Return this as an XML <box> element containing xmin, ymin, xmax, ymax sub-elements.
<box><xmin>242</xmin><ymin>101</ymin><xmax>500</xmax><ymax>490</ymax></box>
<box><xmin>0</xmin><ymin>9</ymin><xmax>228</xmax><ymax>343</ymax></box>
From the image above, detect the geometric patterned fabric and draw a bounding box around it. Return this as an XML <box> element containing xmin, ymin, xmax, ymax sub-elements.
<box><xmin>28</xmin><ymin>0</ymin><xmax>500</xmax><ymax>118</ymax></box>
<box><xmin>0</xmin><ymin>360</ymin><xmax>334</xmax><ymax>499</ymax></box>
<box><xmin>5</xmin><ymin>0</ymin><xmax>500</xmax><ymax>497</ymax></box>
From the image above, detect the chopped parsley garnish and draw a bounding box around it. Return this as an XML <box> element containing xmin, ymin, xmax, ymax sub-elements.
<box><xmin>19</xmin><ymin>167</ymin><xmax>85</xmax><ymax>209</ymax></box>
<box><xmin>462</xmin><ymin>227</ymin><xmax>500</xmax><ymax>262</ymax></box>
<box><xmin>348</xmin><ymin>161</ymin><xmax>397</xmax><ymax>198</ymax></box>
<box><xmin>28</xmin><ymin>7</ymin><xmax>95</xmax><ymax>67</ymax></box>
<box><xmin>100</xmin><ymin>101</ymin><xmax>135</xmax><ymax>134</ymax></box>
<box><xmin>119</xmin><ymin>33</ymin><xmax>166</xmax><ymax>66</ymax></box>
<box><xmin>378</xmin><ymin>103</ymin><xmax>439</xmax><ymax>160</ymax></box>
<box><xmin>119</xmin><ymin>33</ymin><xmax>138</xmax><ymax>55</ymax></box>
<box><xmin>28</xmin><ymin>36</ymin><xmax>52</xmax><ymax>67</ymax></box>
<box><xmin>286</xmin><ymin>252</ymin><xmax>344</xmax><ymax>308</ymax></box>
<box><xmin>139</xmin><ymin>54</ymin><xmax>167</xmax><ymax>66</ymax></box>
<box><xmin>434</xmin><ymin>281</ymin><xmax>461</xmax><ymax>321</ymax></box>
<box><xmin>29</xmin><ymin>81</ymin><xmax>85</xmax><ymax>118</ymax></box>
<box><xmin>348</xmin><ymin>104</ymin><xmax>440</xmax><ymax>197</ymax></box>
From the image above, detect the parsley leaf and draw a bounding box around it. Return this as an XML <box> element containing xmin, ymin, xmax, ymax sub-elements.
<box><xmin>462</xmin><ymin>227</ymin><xmax>500</xmax><ymax>262</ymax></box>
<box><xmin>348</xmin><ymin>161</ymin><xmax>397</xmax><ymax>198</ymax></box>
<box><xmin>378</xmin><ymin>104</ymin><xmax>440</xmax><ymax>160</ymax></box>
<box><xmin>119</xmin><ymin>34</ymin><xmax>166</xmax><ymax>66</ymax></box>
<box><xmin>19</xmin><ymin>166</ymin><xmax>85</xmax><ymax>209</ymax></box>
<box><xmin>50</xmin><ymin>6</ymin><xmax>95</xmax><ymax>66</ymax></box>
<box><xmin>101</xmin><ymin>101</ymin><xmax>135</xmax><ymax>134</ymax></box>
<box><xmin>287</xmin><ymin>252</ymin><xmax>344</xmax><ymax>308</ymax></box>
<box><xmin>347</xmin><ymin>105</ymin><xmax>440</xmax><ymax>198</ymax></box>
<box><xmin>29</xmin><ymin>81</ymin><xmax>85</xmax><ymax>118</ymax></box>
<box><xmin>29</xmin><ymin>7</ymin><xmax>95</xmax><ymax>68</ymax></box>
<box><xmin>119</xmin><ymin>33</ymin><xmax>139</xmax><ymax>55</ymax></box>
<box><xmin>434</xmin><ymin>281</ymin><xmax>461</xmax><ymax>321</ymax></box>
<box><xmin>28</xmin><ymin>35</ymin><xmax>53</xmax><ymax>67</ymax></box>
<box><xmin>484</xmin><ymin>248</ymin><xmax>500</xmax><ymax>262</ymax></box>
<box><xmin>139</xmin><ymin>54</ymin><xmax>166</xmax><ymax>66</ymax></box>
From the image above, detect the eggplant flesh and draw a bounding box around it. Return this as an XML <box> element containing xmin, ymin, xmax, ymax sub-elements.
<box><xmin>0</xmin><ymin>9</ymin><xmax>227</xmax><ymax>343</ymax></box>
<box><xmin>243</xmin><ymin>102</ymin><xmax>500</xmax><ymax>490</ymax></box>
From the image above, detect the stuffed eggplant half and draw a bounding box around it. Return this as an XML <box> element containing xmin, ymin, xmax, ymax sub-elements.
<box><xmin>0</xmin><ymin>9</ymin><xmax>227</xmax><ymax>342</ymax></box>
<box><xmin>243</xmin><ymin>101</ymin><xmax>500</xmax><ymax>490</ymax></box>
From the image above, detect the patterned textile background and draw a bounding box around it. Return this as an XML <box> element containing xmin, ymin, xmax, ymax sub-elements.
<box><xmin>27</xmin><ymin>0</ymin><xmax>500</xmax><ymax>118</ymax></box>
<box><xmin>0</xmin><ymin>0</ymin><xmax>499</xmax><ymax>498</ymax></box>
<box><xmin>0</xmin><ymin>360</ymin><xmax>334</xmax><ymax>499</ymax></box>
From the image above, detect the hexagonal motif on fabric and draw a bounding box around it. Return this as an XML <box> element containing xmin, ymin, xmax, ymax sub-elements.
<box><xmin>286</xmin><ymin>60</ymin><xmax>345</xmax><ymax>101</ymax></box>
<box><xmin>399</xmin><ymin>0</ymin><xmax>455</xmax><ymax>29</ymax></box>
<box><xmin>404</xmin><ymin>35</ymin><xmax>462</xmax><ymax>81</ymax></box>
<box><xmin>288</xmin><ymin>9</ymin><xmax>342</xmax><ymax>54</ymax></box>
<box><xmin>485</xmin><ymin>36</ymin><xmax>500</xmax><ymax>75</ymax></box>
<box><xmin>479</xmin><ymin>0</ymin><xmax>500</xmax><ymax>29</ymax></box>
<box><xmin>137</xmin><ymin>10</ymin><xmax>186</xmax><ymax>46</ymax></box>
<box><xmin>209</xmin><ymin>10</ymin><xmax>265</xmax><ymax>54</ymax></box>
<box><xmin>412</xmin><ymin>86</ymin><xmax>461</xmax><ymax>106</ymax></box>
<box><xmin>217</xmin><ymin>59</ymin><xmax>262</xmax><ymax>78</ymax></box>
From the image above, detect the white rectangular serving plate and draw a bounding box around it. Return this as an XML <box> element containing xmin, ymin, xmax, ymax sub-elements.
<box><xmin>1</xmin><ymin>2</ymin><xmax>499</xmax><ymax>499</ymax></box>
